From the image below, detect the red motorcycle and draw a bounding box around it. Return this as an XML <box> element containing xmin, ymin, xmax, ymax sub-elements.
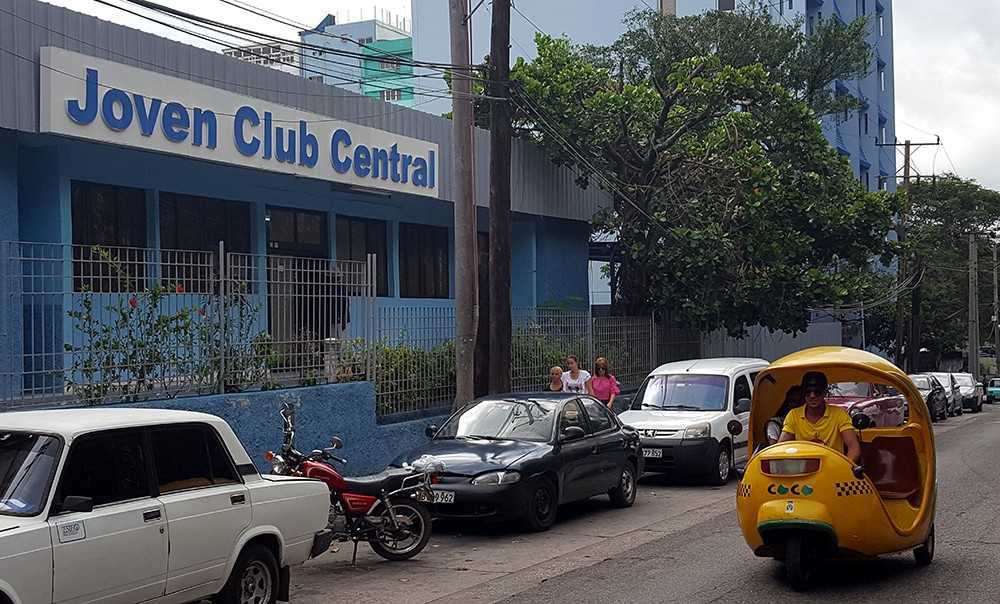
<box><xmin>265</xmin><ymin>403</ymin><xmax>440</xmax><ymax>563</ymax></box>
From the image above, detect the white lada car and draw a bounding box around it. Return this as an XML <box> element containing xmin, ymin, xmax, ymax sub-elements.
<box><xmin>0</xmin><ymin>408</ymin><xmax>332</xmax><ymax>604</ymax></box>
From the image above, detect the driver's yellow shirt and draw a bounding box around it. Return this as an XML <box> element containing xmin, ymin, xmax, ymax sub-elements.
<box><xmin>781</xmin><ymin>404</ymin><xmax>853</xmax><ymax>454</ymax></box>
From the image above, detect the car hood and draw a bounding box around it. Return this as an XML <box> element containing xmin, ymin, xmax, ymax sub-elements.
<box><xmin>958</xmin><ymin>386</ymin><xmax>977</xmax><ymax>394</ymax></box>
<box><xmin>391</xmin><ymin>438</ymin><xmax>546</xmax><ymax>476</ymax></box>
<box><xmin>618</xmin><ymin>409</ymin><xmax>726</xmax><ymax>429</ymax></box>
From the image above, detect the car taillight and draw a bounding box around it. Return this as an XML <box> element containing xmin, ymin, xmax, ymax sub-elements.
<box><xmin>761</xmin><ymin>458</ymin><xmax>820</xmax><ymax>475</ymax></box>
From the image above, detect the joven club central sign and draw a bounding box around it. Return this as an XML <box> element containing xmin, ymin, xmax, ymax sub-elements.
<box><xmin>39</xmin><ymin>47</ymin><xmax>439</xmax><ymax>198</ymax></box>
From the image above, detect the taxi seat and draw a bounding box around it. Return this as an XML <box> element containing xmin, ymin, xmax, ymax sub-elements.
<box><xmin>860</xmin><ymin>436</ymin><xmax>920</xmax><ymax>499</ymax></box>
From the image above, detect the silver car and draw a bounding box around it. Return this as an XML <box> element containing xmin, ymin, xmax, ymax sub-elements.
<box><xmin>928</xmin><ymin>372</ymin><xmax>963</xmax><ymax>417</ymax></box>
<box><xmin>953</xmin><ymin>372</ymin><xmax>984</xmax><ymax>413</ymax></box>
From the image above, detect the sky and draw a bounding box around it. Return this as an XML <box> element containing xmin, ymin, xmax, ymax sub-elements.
<box><xmin>36</xmin><ymin>0</ymin><xmax>1000</xmax><ymax>191</ymax></box>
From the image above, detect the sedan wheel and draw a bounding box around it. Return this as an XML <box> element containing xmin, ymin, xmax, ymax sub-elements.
<box><xmin>608</xmin><ymin>461</ymin><xmax>637</xmax><ymax>508</ymax></box>
<box><xmin>522</xmin><ymin>477</ymin><xmax>557</xmax><ymax>532</ymax></box>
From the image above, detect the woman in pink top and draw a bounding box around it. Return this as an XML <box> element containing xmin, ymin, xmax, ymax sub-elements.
<box><xmin>590</xmin><ymin>357</ymin><xmax>620</xmax><ymax>409</ymax></box>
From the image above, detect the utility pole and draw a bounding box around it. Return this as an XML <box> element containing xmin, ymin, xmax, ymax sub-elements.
<box><xmin>895</xmin><ymin>140</ymin><xmax>911</xmax><ymax>370</ymax></box>
<box><xmin>488</xmin><ymin>0</ymin><xmax>512</xmax><ymax>393</ymax></box>
<box><xmin>970</xmin><ymin>233</ymin><xmax>980</xmax><ymax>380</ymax></box>
<box><xmin>994</xmin><ymin>240</ymin><xmax>999</xmax><ymax>377</ymax></box>
<box><xmin>449</xmin><ymin>0</ymin><xmax>477</xmax><ymax>409</ymax></box>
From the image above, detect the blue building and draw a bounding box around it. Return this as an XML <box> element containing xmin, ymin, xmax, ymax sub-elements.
<box><xmin>671</xmin><ymin>0</ymin><xmax>898</xmax><ymax>193</ymax></box>
<box><xmin>0</xmin><ymin>0</ymin><xmax>606</xmax><ymax>405</ymax></box>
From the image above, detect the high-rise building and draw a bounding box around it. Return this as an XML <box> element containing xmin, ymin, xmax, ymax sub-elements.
<box><xmin>299</xmin><ymin>15</ymin><xmax>413</xmax><ymax>106</ymax></box>
<box><xmin>666</xmin><ymin>0</ymin><xmax>897</xmax><ymax>192</ymax></box>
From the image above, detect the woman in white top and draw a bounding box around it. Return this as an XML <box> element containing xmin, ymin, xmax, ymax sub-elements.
<box><xmin>561</xmin><ymin>355</ymin><xmax>594</xmax><ymax>395</ymax></box>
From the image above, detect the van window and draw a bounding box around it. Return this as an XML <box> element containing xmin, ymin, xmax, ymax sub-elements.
<box><xmin>733</xmin><ymin>375</ymin><xmax>751</xmax><ymax>408</ymax></box>
<box><xmin>634</xmin><ymin>374</ymin><xmax>729</xmax><ymax>411</ymax></box>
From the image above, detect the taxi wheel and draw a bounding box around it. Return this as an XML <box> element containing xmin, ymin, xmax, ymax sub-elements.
<box><xmin>785</xmin><ymin>533</ymin><xmax>818</xmax><ymax>591</ymax></box>
<box><xmin>915</xmin><ymin>523</ymin><xmax>935</xmax><ymax>565</ymax></box>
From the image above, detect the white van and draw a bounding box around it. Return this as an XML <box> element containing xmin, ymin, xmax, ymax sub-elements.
<box><xmin>618</xmin><ymin>357</ymin><xmax>768</xmax><ymax>485</ymax></box>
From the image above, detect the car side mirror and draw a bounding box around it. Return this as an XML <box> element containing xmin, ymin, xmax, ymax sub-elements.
<box><xmin>726</xmin><ymin>419</ymin><xmax>743</xmax><ymax>437</ymax></box>
<box><xmin>329</xmin><ymin>436</ymin><xmax>344</xmax><ymax>449</ymax></box>
<box><xmin>852</xmin><ymin>413</ymin><xmax>872</xmax><ymax>431</ymax></box>
<box><xmin>58</xmin><ymin>495</ymin><xmax>94</xmax><ymax>514</ymax></box>
<box><xmin>735</xmin><ymin>398</ymin><xmax>751</xmax><ymax>414</ymax></box>
<box><xmin>425</xmin><ymin>425</ymin><xmax>438</xmax><ymax>439</ymax></box>
<box><xmin>560</xmin><ymin>426</ymin><xmax>586</xmax><ymax>442</ymax></box>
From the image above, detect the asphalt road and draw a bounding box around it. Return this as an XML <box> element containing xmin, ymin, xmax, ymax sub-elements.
<box><xmin>290</xmin><ymin>405</ymin><xmax>1000</xmax><ymax>604</ymax></box>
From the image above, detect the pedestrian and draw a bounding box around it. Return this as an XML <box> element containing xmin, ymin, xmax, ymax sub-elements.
<box><xmin>546</xmin><ymin>366</ymin><xmax>564</xmax><ymax>391</ymax></box>
<box><xmin>778</xmin><ymin>371</ymin><xmax>861</xmax><ymax>464</ymax></box>
<box><xmin>589</xmin><ymin>357</ymin><xmax>620</xmax><ymax>410</ymax></box>
<box><xmin>765</xmin><ymin>385</ymin><xmax>805</xmax><ymax>445</ymax></box>
<box><xmin>561</xmin><ymin>355</ymin><xmax>592</xmax><ymax>395</ymax></box>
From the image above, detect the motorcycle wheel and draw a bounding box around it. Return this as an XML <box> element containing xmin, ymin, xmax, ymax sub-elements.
<box><xmin>368</xmin><ymin>497</ymin><xmax>432</xmax><ymax>561</ymax></box>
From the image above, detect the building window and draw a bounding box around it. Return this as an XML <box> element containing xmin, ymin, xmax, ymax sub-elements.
<box><xmin>379</xmin><ymin>57</ymin><xmax>401</xmax><ymax>70</ymax></box>
<box><xmin>380</xmin><ymin>89</ymin><xmax>403</xmax><ymax>102</ymax></box>
<box><xmin>808</xmin><ymin>16</ymin><xmax>814</xmax><ymax>34</ymax></box>
<box><xmin>788</xmin><ymin>0</ymin><xmax>793</xmax><ymax>8</ymax></box>
<box><xmin>266</xmin><ymin>207</ymin><xmax>328</xmax><ymax>258</ymax></box>
<box><xmin>860</xmin><ymin>110</ymin><xmax>868</xmax><ymax>136</ymax></box>
<box><xmin>358</xmin><ymin>37</ymin><xmax>374</xmax><ymax>44</ymax></box>
<box><xmin>881</xmin><ymin>126</ymin><xmax>887</xmax><ymax>144</ymax></box>
<box><xmin>863</xmin><ymin>170</ymin><xmax>870</xmax><ymax>191</ymax></box>
<box><xmin>879</xmin><ymin>69</ymin><xmax>885</xmax><ymax>91</ymax></box>
<box><xmin>160</xmin><ymin>192</ymin><xmax>251</xmax><ymax>292</ymax></box>
<box><xmin>336</xmin><ymin>216</ymin><xmax>389</xmax><ymax>297</ymax></box>
<box><xmin>399</xmin><ymin>223</ymin><xmax>449</xmax><ymax>298</ymax></box>
<box><xmin>879</xmin><ymin>14</ymin><xmax>884</xmax><ymax>36</ymax></box>
<box><xmin>309</xmin><ymin>75</ymin><xmax>324</xmax><ymax>82</ymax></box>
<box><xmin>72</xmin><ymin>180</ymin><xmax>147</xmax><ymax>292</ymax></box>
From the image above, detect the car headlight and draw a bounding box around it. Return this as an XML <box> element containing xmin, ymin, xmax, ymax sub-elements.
<box><xmin>682</xmin><ymin>422</ymin><xmax>711</xmax><ymax>439</ymax></box>
<box><xmin>471</xmin><ymin>470</ymin><xmax>521</xmax><ymax>485</ymax></box>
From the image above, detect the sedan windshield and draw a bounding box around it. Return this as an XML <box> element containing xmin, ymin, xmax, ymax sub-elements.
<box><xmin>0</xmin><ymin>432</ymin><xmax>62</xmax><ymax>516</ymax></box>
<box><xmin>910</xmin><ymin>376</ymin><xmax>930</xmax><ymax>389</ymax></box>
<box><xmin>437</xmin><ymin>400</ymin><xmax>557</xmax><ymax>442</ymax></box>
<box><xmin>954</xmin><ymin>375</ymin><xmax>974</xmax><ymax>386</ymax></box>
<box><xmin>635</xmin><ymin>374</ymin><xmax>728</xmax><ymax>411</ymax></box>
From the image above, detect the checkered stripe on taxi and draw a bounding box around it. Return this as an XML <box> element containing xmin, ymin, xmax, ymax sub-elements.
<box><xmin>835</xmin><ymin>480</ymin><xmax>874</xmax><ymax>497</ymax></box>
<box><xmin>738</xmin><ymin>483</ymin><xmax>751</xmax><ymax>498</ymax></box>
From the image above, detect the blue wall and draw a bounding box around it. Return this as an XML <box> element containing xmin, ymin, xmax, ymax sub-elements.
<box><xmin>534</xmin><ymin>217</ymin><xmax>591</xmax><ymax>307</ymax></box>
<box><xmin>127</xmin><ymin>381</ymin><xmax>451</xmax><ymax>476</ymax></box>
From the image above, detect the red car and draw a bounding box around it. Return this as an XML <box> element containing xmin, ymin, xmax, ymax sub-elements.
<box><xmin>825</xmin><ymin>382</ymin><xmax>906</xmax><ymax>428</ymax></box>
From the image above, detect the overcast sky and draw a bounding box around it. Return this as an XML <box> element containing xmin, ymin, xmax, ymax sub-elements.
<box><xmin>38</xmin><ymin>0</ymin><xmax>999</xmax><ymax>191</ymax></box>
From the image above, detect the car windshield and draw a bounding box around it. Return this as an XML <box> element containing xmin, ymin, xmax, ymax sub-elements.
<box><xmin>910</xmin><ymin>376</ymin><xmax>930</xmax><ymax>389</ymax></box>
<box><xmin>828</xmin><ymin>382</ymin><xmax>872</xmax><ymax>397</ymax></box>
<box><xmin>635</xmin><ymin>374</ymin><xmax>728</xmax><ymax>411</ymax></box>
<box><xmin>991</xmin><ymin>379</ymin><xmax>1000</xmax><ymax>388</ymax></box>
<box><xmin>437</xmin><ymin>400</ymin><xmax>557</xmax><ymax>442</ymax></box>
<box><xmin>954</xmin><ymin>375</ymin><xmax>974</xmax><ymax>386</ymax></box>
<box><xmin>0</xmin><ymin>432</ymin><xmax>62</xmax><ymax>517</ymax></box>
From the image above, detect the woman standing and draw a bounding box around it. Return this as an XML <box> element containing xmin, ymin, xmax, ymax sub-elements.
<box><xmin>546</xmin><ymin>366</ymin><xmax>564</xmax><ymax>391</ymax></box>
<box><xmin>590</xmin><ymin>357</ymin><xmax>621</xmax><ymax>409</ymax></box>
<box><xmin>561</xmin><ymin>355</ymin><xmax>592</xmax><ymax>395</ymax></box>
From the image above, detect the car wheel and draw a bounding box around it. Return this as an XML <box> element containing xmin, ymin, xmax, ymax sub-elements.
<box><xmin>522</xmin><ymin>477</ymin><xmax>557</xmax><ymax>532</ymax></box>
<box><xmin>213</xmin><ymin>544</ymin><xmax>278</xmax><ymax>604</ymax></box>
<box><xmin>974</xmin><ymin>398</ymin><xmax>983</xmax><ymax>413</ymax></box>
<box><xmin>956</xmin><ymin>401</ymin><xmax>964</xmax><ymax>416</ymax></box>
<box><xmin>608</xmin><ymin>460</ymin><xmax>637</xmax><ymax>508</ymax></box>
<box><xmin>706</xmin><ymin>443</ymin><xmax>732</xmax><ymax>486</ymax></box>
<box><xmin>914</xmin><ymin>523</ymin><xmax>935</xmax><ymax>565</ymax></box>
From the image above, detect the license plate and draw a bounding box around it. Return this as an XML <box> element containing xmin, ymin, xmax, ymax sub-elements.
<box><xmin>433</xmin><ymin>490</ymin><xmax>455</xmax><ymax>504</ymax></box>
<box><xmin>642</xmin><ymin>448</ymin><xmax>662</xmax><ymax>458</ymax></box>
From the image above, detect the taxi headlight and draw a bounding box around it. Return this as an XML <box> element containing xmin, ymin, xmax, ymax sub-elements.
<box><xmin>682</xmin><ymin>422</ymin><xmax>711</xmax><ymax>439</ymax></box>
<box><xmin>471</xmin><ymin>470</ymin><xmax>521</xmax><ymax>485</ymax></box>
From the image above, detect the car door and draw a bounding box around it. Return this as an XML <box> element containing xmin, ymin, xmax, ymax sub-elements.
<box><xmin>555</xmin><ymin>400</ymin><xmax>598</xmax><ymax>503</ymax></box>
<box><xmin>149</xmin><ymin>424</ymin><xmax>252</xmax><ymax>595</ymax></box>
<box><xmin>580</xmin><ymin>397</ymin><xmax>625</xmax><ymax>493</ymax></box>
<box><xmin>49</xmin><ymin>429</ymin><xmax>168</xmax><ymax>604</ymax></box>
<box><xmin>732</xmin><ymin>374</ymin><xmax>753</xmax><ymax>465</ymax></box>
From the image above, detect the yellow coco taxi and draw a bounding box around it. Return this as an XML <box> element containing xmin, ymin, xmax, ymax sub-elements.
<box><xmin>729</xmin><ymin>346</ymin><xmax>936</xmax><ymax>590</ymax></box>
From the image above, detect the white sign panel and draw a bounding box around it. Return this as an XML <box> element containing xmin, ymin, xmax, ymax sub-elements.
<box><xmin>39</xmin><ymin>47</ymin><xmax>439</xmax><ymax>198</ymax></box>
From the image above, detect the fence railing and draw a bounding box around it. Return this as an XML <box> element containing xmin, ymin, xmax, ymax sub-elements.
<box><xmin>1</xmin><ymin>241</ymin><xmax>703</xmax><ymax>416</ymax></box>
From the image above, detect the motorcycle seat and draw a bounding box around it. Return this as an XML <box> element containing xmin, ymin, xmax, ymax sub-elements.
<box><xmin>342</xmin><ymin>467</ymin><xmax>413</xmax><ymax>497</ymax></box>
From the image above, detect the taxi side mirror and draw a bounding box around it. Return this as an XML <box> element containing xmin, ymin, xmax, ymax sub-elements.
<box><xmin>735</xmin><ymin>398</ymin><xmax>751</xmax><ymax>414</ymax></box>
<box><xmin>425</xmin><ymin>425</ymin><xmax>438</xmax><ymax>438</ymax></box>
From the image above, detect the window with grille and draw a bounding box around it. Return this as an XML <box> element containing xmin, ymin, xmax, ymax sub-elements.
<box><xmin>71</xmin><ymin>180</ymin><xmax>148</xmax><ymax>292</ymax></box>
<box><xmin>380</xmin><ymin>89</ymin><xmax>402</xmax><ymax>102</ymax></box>
<box><xmin>399</xmin><ymin>223</ymin><xmax>449</xmax><ymax>298</ymax></box>
<box><xmin>336</xmin><ymin>216</ymin><xmax>389</xmax><ymax>296</ymax></box>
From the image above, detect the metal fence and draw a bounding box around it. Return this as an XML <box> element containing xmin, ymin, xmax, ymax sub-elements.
<box><xmin>1</xmin><ymin>241</ymin><xmax>672</xmax><ymax>415</ymax></box>
<box><xmin>1</xmin><ymin>242</ymin><xmax>373</xmax><ymax>409</ymax></box>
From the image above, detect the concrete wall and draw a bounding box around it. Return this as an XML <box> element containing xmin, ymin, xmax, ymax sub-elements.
<box><xmin>126</xmin><ymin>381</ymin><xmax>451</xmax><ymax>476</ymax></box>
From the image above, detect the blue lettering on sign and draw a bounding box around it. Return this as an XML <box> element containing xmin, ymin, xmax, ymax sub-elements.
<box><xmin>62</xmin><ymin>67</ymin><xmax>437</xmax><ymax>192</ymax></box>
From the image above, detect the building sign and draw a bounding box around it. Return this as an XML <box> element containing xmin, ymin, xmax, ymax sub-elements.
<box><xmin>39</xmin><ymin>47</ymin><xmax>438</xmax><ymax>198</ymax></box>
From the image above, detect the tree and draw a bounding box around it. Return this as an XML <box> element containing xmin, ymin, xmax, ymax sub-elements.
<box><xmin>507</xmin><ymin>12</ymin><xmax>900</xmax><ymax>334</ymax></box>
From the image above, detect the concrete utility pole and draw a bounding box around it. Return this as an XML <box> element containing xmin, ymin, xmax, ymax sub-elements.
<box><xmin>970</xmin><ymin>233</ymin><xmax>980</xmax><ymax>380</ymax></box>
<box><xmin>449</xmin><ymin>0</ymin><xmax>477</xmax><ymax>409</ymax></box>
<box><xmin>894</xmin><ymin>140</ymin><xmax>912</xmax><ymax>370</ymax></box>
<box><xmin>994</xmin><ymin>240</ymin><xmax>999</xmax><ymax>376</ymax></box>
<box><xmin>488</xmin><ymin>0</ymin><xmax>512</xmax><ymax>394</ymax></box>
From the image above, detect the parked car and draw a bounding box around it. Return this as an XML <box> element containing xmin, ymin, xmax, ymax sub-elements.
<box><xmin>928</xmin><ymin>371</ymin><xmax>963</xmax><ymax>417</ymax></box>
<box><xmin>908</xmin><ymin>373</ymin><xmax>949</xmax><ymax>422</ymax></box>
<box><xmin>391</xmin><ymin>393</ymin><xmax>642</xmax><ymax>532</ymax></box>
<box><xmin>826</xmin><ymin>381</ymin><xmax>906</xmax><ymax>427</ymax></box>
<box><xmin>987</xmin><ymin>377</ymin><xmax>1000</xmax><ymax>404</ymax></box>
<box><xmin>0</xmin><ymin>408</ymin><xmax>333</xmax><ymax>604</ymax></box>
<box><xmin>953</xmin><ymin>372</ymin><xmax>984</xmax><ymax>413</ymax></box>
<box><xmin>618</xmin><ymin>357</ymin><xmax>768</xmax><ymax>485</ymax></box>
